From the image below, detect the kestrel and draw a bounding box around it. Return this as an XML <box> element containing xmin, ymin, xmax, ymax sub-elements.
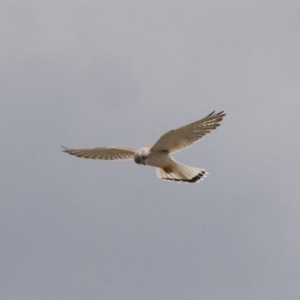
<box><xmin>63</xmin><ymin>111</ymin><xmax>225</xmax><ymax>183</ymax></box>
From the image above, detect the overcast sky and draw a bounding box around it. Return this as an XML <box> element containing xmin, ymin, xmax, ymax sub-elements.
<box><xmin>1</xmin><ymin>1</ymin><xmax>300</xmax><ymax>299</ymax></box>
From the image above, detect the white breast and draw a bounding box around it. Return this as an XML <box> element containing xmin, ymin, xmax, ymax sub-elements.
<box><xmin>145</xmin><ymin>151</ymin><xmax>174</xmax><ymax>168</ymax></box>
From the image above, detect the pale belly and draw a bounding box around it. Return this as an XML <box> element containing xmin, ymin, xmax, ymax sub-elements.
<box><xmin>144</xmin><ymin>151</ymin><xmax>174</xmax><ymax>168</ymax></box>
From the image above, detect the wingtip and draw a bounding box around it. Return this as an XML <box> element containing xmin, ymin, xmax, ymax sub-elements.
<box><xmin>207</xmin><ymin>110</ymin><xmax>226</xmax><ymax>118</ymax></box>
<box><xmin>61</xmin><ymin>145</ymin><xmax>68</xmax><ymax>152</ymax></box>
<box><xmin>212</xmin><ymin>110</ymin><xmax>226</xmax><ymax>118</ymax></box>
<box><xmin>208</xmin><ymin>110</ymin><xmax>216</xmax><ymax>117</ymax></box>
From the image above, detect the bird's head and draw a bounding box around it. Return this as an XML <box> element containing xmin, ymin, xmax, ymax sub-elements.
<box><xmin>134</xmin><ymin>148</ymin><xmax>150</xmax><ymax>165</ymax></box>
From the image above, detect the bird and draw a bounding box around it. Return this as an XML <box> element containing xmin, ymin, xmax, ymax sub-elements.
<box><xmin>62</xmin><ymin>111</ymin><xmax>225</xmax><ymax>183</ymax></box>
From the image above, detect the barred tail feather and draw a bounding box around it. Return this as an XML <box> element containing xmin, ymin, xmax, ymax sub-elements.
<box><xmin>156</xmin><ymin>162</ymin><xmax>207</xmax><ymax>183</ymax></box>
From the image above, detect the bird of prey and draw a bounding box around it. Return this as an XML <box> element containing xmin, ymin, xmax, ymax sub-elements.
<box><xmin>62</xmin><ymin>111</ymin><xmax>225</xmax><ymax>183</ymax></box>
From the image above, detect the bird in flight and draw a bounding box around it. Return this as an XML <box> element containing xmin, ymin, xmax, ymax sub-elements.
<box><xmin>63</xmin><ymin>111</ymin><xmax>225</xmax><ymax>183</ymax></box>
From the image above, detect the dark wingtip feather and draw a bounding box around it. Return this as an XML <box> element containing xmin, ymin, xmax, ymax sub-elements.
<box><xmin>61</xmin><ymin>145</ymin><xmax>68</xmax><ymax>152</ymax></box>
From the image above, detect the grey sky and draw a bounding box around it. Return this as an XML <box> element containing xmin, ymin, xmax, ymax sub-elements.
<box><xmin>1</xmin><ymin>1</ymin><xmax>300</xmax><ymax>299</ymax></box>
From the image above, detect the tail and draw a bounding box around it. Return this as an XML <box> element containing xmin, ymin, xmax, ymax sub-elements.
<box><xmin>156</xmin><ymin>161</ymin><xmax>207</xmax><ymax>183</ymax></box>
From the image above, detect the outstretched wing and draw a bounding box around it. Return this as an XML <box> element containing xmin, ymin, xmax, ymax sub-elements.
<box><xmin>62</xmin><ymin>146</ymin><xmax>136</xmax><ymax>160</ymax></box>
<box><xmin>151</xmin><ymin>111</ymin><xmax>225</xmax><ymax>153</ymax></box>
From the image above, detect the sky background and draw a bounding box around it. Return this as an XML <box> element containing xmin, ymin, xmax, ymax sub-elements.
<box><xmin>1</xmin><ymin>1</ymin><xmax>300</xmax><ymax>299</ymax></box>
